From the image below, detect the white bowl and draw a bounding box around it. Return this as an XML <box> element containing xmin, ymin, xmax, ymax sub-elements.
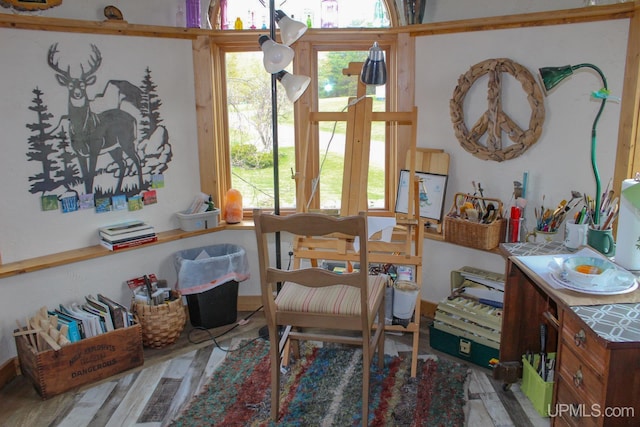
<box><xmin>563</xmin><ymin>256</ymin><xmax>613</xmax><ymax>287</ymax></box>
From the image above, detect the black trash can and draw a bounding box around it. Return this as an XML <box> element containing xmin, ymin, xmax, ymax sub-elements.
<box><xmin>174</xmin><ymin>244</ymin><xmax>249</xmax><ymax>329</ymax></box>
<box><xmin>185</xmin><ymin>280</ymin><xmax>239</xmax><ymax>329</ymax></box>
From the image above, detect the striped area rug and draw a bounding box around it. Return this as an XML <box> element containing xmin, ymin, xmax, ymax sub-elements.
<box><xmin>170</xmin><ymin>339</ymin><xmax>469</xmax><ymax>426</ymax></box>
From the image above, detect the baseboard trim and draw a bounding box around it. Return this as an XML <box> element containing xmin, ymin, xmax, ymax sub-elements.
<box><xmin>0</xmin><ymin>357</ymin><xmax>18</xmax><ymax>391</ymax></box>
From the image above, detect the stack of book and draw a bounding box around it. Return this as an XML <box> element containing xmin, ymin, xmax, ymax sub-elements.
<box><xmin>99</xmin><ymin>220</ymin><xmax>157</xmax><ymax>251</ymax></box>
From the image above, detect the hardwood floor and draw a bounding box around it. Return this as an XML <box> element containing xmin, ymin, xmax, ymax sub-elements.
<box><xmin>0</xmin><ymin>313</ymin><xmax>550</xmax><ymax>427</ymax></box>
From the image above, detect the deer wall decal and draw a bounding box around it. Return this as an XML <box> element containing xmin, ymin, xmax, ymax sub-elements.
<box><xmin>48</xmin><ymin>43</ymin><xmax>143</xmax><ymax>195</ymax></box>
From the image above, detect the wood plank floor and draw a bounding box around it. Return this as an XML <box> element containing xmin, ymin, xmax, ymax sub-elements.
<box><xmin>0</xmin><ymin>313</ymin><xmax>550</xmax><ymax>427</ymax></box>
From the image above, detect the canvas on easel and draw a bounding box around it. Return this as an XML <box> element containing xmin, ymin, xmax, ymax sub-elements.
<box><xmin>395</xmin><ymin>169</ymin><xmax>448</xmax><ymax>221</ymax></box>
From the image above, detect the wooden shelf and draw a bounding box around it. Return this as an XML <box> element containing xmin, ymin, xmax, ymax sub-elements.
<box><xmin>0</xmin><ymin>225</ymin><xmax>230</xmax><ymax>279</ymax></box>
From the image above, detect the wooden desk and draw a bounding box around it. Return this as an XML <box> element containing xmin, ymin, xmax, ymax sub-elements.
<box><xmin>497</xmin><ymin>243</ymin><xmax>640</xmax><ymax>426</ymax></box>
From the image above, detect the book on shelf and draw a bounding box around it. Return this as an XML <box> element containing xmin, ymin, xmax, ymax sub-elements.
<box><xmin>99</xmin><ymin>228</ymin><xmax>156</xmax><ymax>243</ymax></box>
<box><xmin>99</xmin><ymin>220</ymin><xmax>154</xmax><ymax>237</ymax></box>
<box><xmin>100</xmin><ymin>234</ymin><xmax>158</xmax><ymax>251</ymax></box>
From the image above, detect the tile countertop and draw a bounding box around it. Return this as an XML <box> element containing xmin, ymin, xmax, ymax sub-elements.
<box><xmin>572</xmin><ymin>303</ymin><xmax>640</xmax><ymax>343</ymax></box>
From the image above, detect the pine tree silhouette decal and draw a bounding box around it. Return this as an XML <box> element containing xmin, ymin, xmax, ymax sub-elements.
<box><xmin>25</xmin><ymin>43</ymin><xmax>173</xmax><ymax>207</ymax></box>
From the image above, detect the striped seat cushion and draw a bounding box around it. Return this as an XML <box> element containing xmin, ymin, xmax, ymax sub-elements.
<box><xmin>275</xmin><ymin>274</ymin><xmax>387</xmax><ymax>316</ymax></box>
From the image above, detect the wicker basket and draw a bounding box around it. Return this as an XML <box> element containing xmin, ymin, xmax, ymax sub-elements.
<box><xmin>444</xmin><ymin>193</ymin><xmax>506</xmax><ymax>250</ymax></box>
<box><xmin>132</xmin><ymin>290</ymin><xmax>186</xmax><ymax>348</ymax></box>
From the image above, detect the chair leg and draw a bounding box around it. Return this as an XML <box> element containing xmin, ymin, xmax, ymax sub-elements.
<box><xmin>361</xmin><ymin>346</ymin><xmax>370</xmax><ymax>425</ymax></box>
<box><xmin>377</xmin><ymin>303</ymin><xmax>385</xmax><ymax>369</ymax></box>
<box><xmin>269</xmin><ymin>326</ymin><xmax>281</xmax><ymax>421</ymax></box>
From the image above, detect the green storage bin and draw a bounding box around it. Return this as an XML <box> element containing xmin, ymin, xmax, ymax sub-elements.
<box><xmin>521</xmin><ymin>353</ymin><xmax>556</xmax><ymax>417</ymax></box>
<box><xmin>429</xmin><ymin>324</ymin><xmax>499</xmax><ymax>369</ymax></box>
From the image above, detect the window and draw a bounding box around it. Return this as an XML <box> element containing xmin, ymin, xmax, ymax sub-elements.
<box><xmin>211</xmin><ymin>0</ymin><xmax>400</xmax><ymax>215</ymax></box>
<box><xmin>215</xmin><ymin>0</ymin><xmax>390</xmax><ymax>30</ymax></box>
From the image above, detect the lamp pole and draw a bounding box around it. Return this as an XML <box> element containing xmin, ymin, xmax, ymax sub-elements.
<box><xmin>269</xmin><ymin>0</ymin><xmax>282</xmax><ymax>269</ymax></box>
<box><xmin>578</xmin><ymin>64</ymin><xmax>608</xmax><ymax>226</ymax></box>
<box><xmin>539</xmin><ymin>63</ymin><xmax>608</xmax><ymax>225</ymax></box>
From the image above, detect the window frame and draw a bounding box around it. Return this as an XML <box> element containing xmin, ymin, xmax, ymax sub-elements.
<box><xmin>199</xmin><ymin>29</ymin><xmax>413</xmax><ymax>219</ymax></box>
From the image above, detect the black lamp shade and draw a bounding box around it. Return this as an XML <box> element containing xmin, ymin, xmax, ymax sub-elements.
<box><xmin>360</xmin><ymin>42</ymin><xmax>387</xmax><ymax>86</ymax></box>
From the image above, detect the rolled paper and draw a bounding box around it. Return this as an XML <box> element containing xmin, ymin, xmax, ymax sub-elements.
<box><xmin>615</xmin><ymin>179</ymin><xmax>640</xmax><ymax>270</ymax></box>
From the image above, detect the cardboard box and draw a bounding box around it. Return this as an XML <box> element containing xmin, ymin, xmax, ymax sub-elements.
<box><xmin>176</xmin><ymin>209</ymin><xmax>220</xmax><ymax>231</ymax></box>
<box><xmin>15</xmin><ymin>324</ymin><xmax>144</xmax><ymax>399</ymax></box>
<box><xmin>521</xmin><ymin>353</ymin><xmax>556</xmax><ymax>417</ymax></box>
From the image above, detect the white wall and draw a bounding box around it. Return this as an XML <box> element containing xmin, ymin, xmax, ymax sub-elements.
<box><xmin>415</xmin><ymin>19</ymin><xmax>629</xmax><ymax>302</ymax></box>
<box><xmin>0</xmin><ymin>0</ymin><xmax>632</xmax><ymax>365</ymax></box>
<box><xmin>0</xmin><ymin>28</ymin><xmax>199</xmax><ymax>262</ymax></box>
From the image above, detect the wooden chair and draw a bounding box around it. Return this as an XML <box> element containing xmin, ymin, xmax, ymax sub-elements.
<box><xmin>253</xmin><ymin>209</ymin><xmax>387</xmax><ymax>424</ymax></box>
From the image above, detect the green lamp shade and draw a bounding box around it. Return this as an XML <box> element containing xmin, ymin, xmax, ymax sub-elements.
<box><xmin>538</xmin><ymin>65</ymin><xmax>574</xmax><ymax>92</ymax></box>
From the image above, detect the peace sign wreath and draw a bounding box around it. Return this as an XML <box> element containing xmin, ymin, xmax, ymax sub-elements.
<box><xmin>450</xmin><ymin>58</ymin><xmax>545</xmax><ymax>162</ymax></box>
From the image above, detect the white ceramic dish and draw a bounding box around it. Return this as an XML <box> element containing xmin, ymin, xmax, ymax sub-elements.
<box><xmin>550</xmin><ymin>270</ymin><xmax>638</xmax><ymax>295</ymax></box>
<box><xmin>562</xmin><ymin>256</ymin><xmax>614</xmax><ymax>287</ymax></box>
<box><xmin>546</xmin><ymin>255</ymin><xmax>638</xmax><ymax>295</ymax></box>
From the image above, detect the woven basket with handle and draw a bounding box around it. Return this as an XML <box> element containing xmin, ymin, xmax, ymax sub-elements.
<box><xmin>132</xmin><ymin>290</ymin><xmax>186</xmax><ymax>348</ymax></box>
<box><xmin>444</xmin><ymin>193</ymin><xmax>506</xmax><ymax>250</ymax></box>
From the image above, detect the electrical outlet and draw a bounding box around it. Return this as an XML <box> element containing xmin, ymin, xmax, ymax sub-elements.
<box><xmin>459</xmin><ymin>339</ymin><xmax>471</xmax><ymax>354</ymax></box>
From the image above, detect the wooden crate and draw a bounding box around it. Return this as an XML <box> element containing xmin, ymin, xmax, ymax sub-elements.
<box><xmin>15</xmin><ymin>324</ymin><xmax>144</xmax><ymax>399</ymax></box>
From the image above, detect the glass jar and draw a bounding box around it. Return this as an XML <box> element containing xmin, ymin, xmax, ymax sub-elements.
<box><xmin>321</xmin><ymin>0</ymin><xmax>338</xmax><ymax>28</ymax></box>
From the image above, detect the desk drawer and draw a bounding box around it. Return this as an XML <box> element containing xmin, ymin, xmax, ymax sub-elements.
<box><xmin>554</xmin><ymin>378</ymin><xmax>600</xmax><ymax>427</ymax></box>
<box><xmin>558</xmin><ymin>344</ymin><xmax>604</xmax><ymax>405</ymax></box>
<box><xmin>561</xmin><ymin>310</ymin><xmax>606</xmax><ymax>372</ymax></box>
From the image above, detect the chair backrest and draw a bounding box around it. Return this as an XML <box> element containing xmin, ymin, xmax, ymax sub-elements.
<box><xmin>253</xmin><ymin>209</ymin><xmax>370</xmax><ymax>310</ymax></box>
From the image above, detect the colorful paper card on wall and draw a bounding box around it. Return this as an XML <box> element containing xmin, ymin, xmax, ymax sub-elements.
<box><xmin>128</xmin><ymin>195</ymin><xmax>143</xmax><ymax>211</ymax></box>
<box><xmin>41</xmin><ymin>195</ymin><xmax>59</xmax><ymax>211</ymax></box>
<box><xmin>95</xmin><ymin>197</ymin><xmax>112</xmax><ymax>213</ymax></box>
<box><xmin>112</xmin><ymin>195</ymin><xmax>127</xmax><ymax>211</ymax></box>
<box><xmin>78</xmin><ymin>193</ymin><xmax>95</xmax><ymax>210</ymax></box>
<box><xmin>60</xmin><ymin>195</ymin><xmax>78</xmax><ymax>213</ymax></box>
<box><xmin>151</xmin><ymin>174</ymin><xmax>164</xmax><ymax>189</ymax></box>
<box><xmin>143</xmin><ymin>190</ymin><xmax>157</xmax><ymax>205</ymax></box>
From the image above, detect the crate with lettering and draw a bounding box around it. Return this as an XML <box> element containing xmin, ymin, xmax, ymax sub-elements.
<box><xmin>14</xmin><ymin>323</ymin><xmax>143</xmax><ymax>399</ymax></box>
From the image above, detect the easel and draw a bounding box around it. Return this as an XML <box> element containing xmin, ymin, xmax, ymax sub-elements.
<box><xmin>292</xmin><ymin>63</ymin><xmax>424</xmax><ymax>377</ymax></box>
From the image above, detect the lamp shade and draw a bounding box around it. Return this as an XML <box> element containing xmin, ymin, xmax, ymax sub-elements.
<box><xmin>539</xmin><ymin>65</ymin><xmax>574</xmax><ymax>92</ymax></box>
<box><xmin>276</xmin><ymin>70</ymin><xmax>311</xmax><ymax>103</ymax></box>
<box><xmin>274</xmin><ymin>10</ymin><xmax>307</xmax><ymax>46</ymax></box>
<box><xmin>259</xmin><ymin>35</ymin><xmax>294</xmax><ymax>74</ymax></box>
<box><xmin>360</xmin><ymin>42</ymin><xmax>387</xmax><ymax>86</ymax></box>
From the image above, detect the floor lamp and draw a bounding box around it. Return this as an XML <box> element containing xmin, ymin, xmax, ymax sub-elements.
<box><xmin>259</xmin><ymin>1</ymin><xmax>309</xmax><ymax>270</ymax></box>
<box><xmin>258</xmin><ymin>1</ymin><xmax>309</xmax><ymax>341</ymax></box>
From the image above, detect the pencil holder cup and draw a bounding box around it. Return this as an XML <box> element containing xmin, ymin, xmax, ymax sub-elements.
<box><xmin>525</xmin><ymin>229</ymin><xmax>557</xmax><ymax>243</ymax></box>
<box><xmin>564</xmin><ymin>221</ymin><xmax>588</xmax><ymax>250</ymax></box>
<box><xmin>587</xmin><ymin>227</ymin><xmax>616</xmax><ymax>257</ymax></box>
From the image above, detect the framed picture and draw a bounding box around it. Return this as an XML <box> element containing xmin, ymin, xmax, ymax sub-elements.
<box><xmin>395</xmin><ymin>169</ymin><xmax>448</xmax><ymax>221</ymax></box>
<box><xmin>2</xmin><ymin>0</ymin><xmax>62</xmax><ymax>11</ymax></box>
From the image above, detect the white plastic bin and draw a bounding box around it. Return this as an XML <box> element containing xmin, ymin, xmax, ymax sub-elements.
<box><xmin>176</xmin><ymin>209</ymin><xmax>220</xmax><ymax>231</ymax></box>
<box><xmin>392</xmin><ymin>280</ymin><xmax>419</xmax><ymax>319</ymax></box>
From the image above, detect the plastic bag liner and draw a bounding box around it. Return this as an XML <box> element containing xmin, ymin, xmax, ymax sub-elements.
<box><xmin>174</xmin><ymin>244</ymin><xmax>250</xmax><ymax>295</ymax></box>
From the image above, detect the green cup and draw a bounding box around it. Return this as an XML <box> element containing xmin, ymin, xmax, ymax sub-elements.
<box><xmin>587</xmin><ymin>227</ymin><xmax>616</xmax><ymax>257</ymax></box>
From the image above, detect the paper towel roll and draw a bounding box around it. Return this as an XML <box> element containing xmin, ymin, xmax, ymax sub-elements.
<box><xmin>616</xmin><ymin>179</ymin><xmax>640</xmax><ymax>270</ymax></box>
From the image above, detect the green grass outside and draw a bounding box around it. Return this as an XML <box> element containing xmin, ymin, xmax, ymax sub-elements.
<box><xmin>232</xmin><ymin>96</ymin><xmax>387</xmax><ymax>210</ymax></box>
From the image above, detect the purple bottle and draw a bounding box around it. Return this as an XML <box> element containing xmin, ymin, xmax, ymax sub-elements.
<box><xmin>186</xmin><ymin>0</ymin><xmax>201</xmax><ymax>28</ymax></box>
